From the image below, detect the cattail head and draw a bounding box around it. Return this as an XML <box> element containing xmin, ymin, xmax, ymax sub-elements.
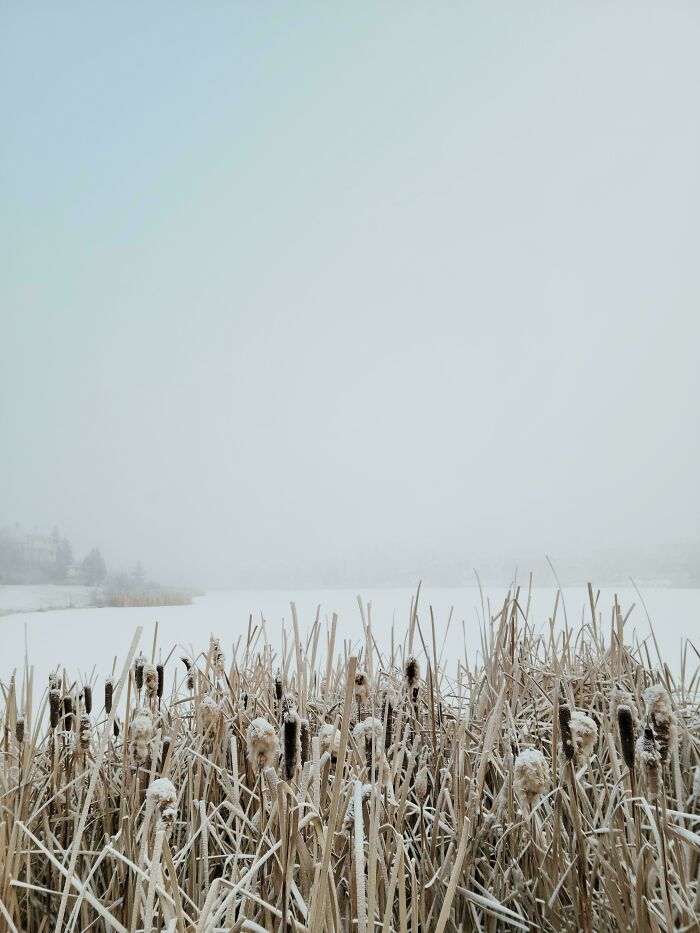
<box><xmin>354</xmin><ymin>670</ymin><xmax>370</xmax><ymax>706</ymax></box>
<box><xmin>210</xmin><ymin>637</ymin><xmax>225</xmax><ymax>677</ymax></box>
<box><xmin>353</xmin><ymin>716</ymin><xmax>384</xmax><ymax>771</ymax></box>
<box><xmin>644</xmin><ymin>683</ymin><xmax>677</xmax><ymax>763</ymax></box>
<box><xmin>610</xmin><ymin>684</ymin><xmax>640</xmax><ymax>735</ymax></box>
<box><xmin>381</xmin><ymin>688</ymin><xmax>397</xmax><ymax>751</ymax></box>
<box><xmin>558</xmin><ymin>702</ymin><xmax>575</xmax><ymax>763</ymax></box>
<box><xmin>63</xmin><ymin>696</ymin><xmax>74</xmax><ymax>731</ymax></box>
<box><xmin>199</xmin><ymin>695</ymin><xmax>220</xmax><ymax>735</ymax></box>
<box><xmin>617</xmin><ymin>705</ymin><xmax>636</xmax><ymax>769</ymax></box>
<box><xmin>274</xmin><ymin>672</ymin><xmax>283</xmax><ymax>702</ymax></box>
<box><xmin>156</xmin><ymin>664</ymin><xmax>164</xmax><ymax>700</ymax></box>
<box><xmin>133</xmin><ymin>653</ymin><xmax>146</xmax><ymax>692</ymax></box>
<box><xmin>50</xmin><ymin>689</ymin><xmax>61</xmax><ymax>729</ymax></box>
<box><xmin>181</xmin><ymin>657</ymin><xmax>195</xmax><ymax>691</ymax></box>
<box><xmin>148</xmin><ymin>777</ymin><xmax>178</xmax><ymax>832</ymax></box>
<box><xmin>414</xmin><ymin>763</ymin><xmax>429</xmax><ymax>804</ymax></box>
<box><xmin>246</xmin><ymin>717</ymin><xmax>279</xmax><ymax>774</ymax></box>
<box><xmin>104</xmin><ymin>678</ymin><xmax>113</xmax><ymax>715</ymax></box>
<box><xmin>300</xmin><ymin>718</ymin><xmax>310</xmax><ymax>765</ymax></box>
<box><xmin>83</xmin><ymin>685</ymin><xmax>92</xmax><ymax>715</ymax></box>
<box><xmin>15</xmin><ymin>716</ymin><xmax>24</xmax><ymax>744</ymax></box>
<box><xmin>636</xmin><ymin>726</ymin><xmax>661</xmax><ymax>802</ymax></box>
<box><xmin>404</xmin><ymin>656</ymin><xmax>420</xmax><ymax>701</ymax></box>
<box><xmin>144</xmin><ymin>664</ymin><xmax>158</xmax><ymax>699</ymax></box>
<box><xmin>282</xmin><ymin>706</ymin><xmax>301</xmax><ymax>780</ymax></box>
<box><xmin>129</xmin><ymin>707</ymin><xmax>154</xmax><ymax>764</ymax></box>
<box><xmin>76</xmin><ymin>713</ymin><xmax>91</xmax><ymax>753</ymax></box>
<box><xmin>514</xmin><ymin>748</ymin><xmax>550</xmax><ymax>809</ymax></box>
<box><xmin>320</xmin><ymin>723</ymin><xmax>341</xmax><ymax>761</ymax></box>
<box><xmin>568</xmin><ymin>711</ymin><xmax>598</xmax><ymax>767</ymax></box>
<box><xmin>160</xmin><ymin>735</ymin><xmax>171</xmax><ymax>772</ymax></box>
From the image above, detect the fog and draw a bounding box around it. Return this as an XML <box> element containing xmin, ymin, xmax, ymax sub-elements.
<box><xmin>1</xmin><ymin>3</ymin><xmax>699</xmax><ymax>587</ymax></box>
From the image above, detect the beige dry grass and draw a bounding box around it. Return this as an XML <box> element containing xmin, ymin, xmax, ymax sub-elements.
<box><xmin>1</xmin><ymin>583</ymin><xmax>699</xmax><ymax>932</ymax></box>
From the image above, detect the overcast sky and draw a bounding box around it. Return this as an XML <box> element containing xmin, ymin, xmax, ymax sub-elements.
<box><xmin>1</xmin><ymin>3</ymin><xmax>699</xmax><ymax>585</ymax></box>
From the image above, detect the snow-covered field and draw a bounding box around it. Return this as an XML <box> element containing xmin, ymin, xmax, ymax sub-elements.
<box><xmin>1</xmin><ymin>585</ymin><xmax>699</xmax><ymax>692</ymax></box>
<box><xmin>0</xmin><ymin>583</ymin><xmax>96</xmax><ymax>615</ymax></box>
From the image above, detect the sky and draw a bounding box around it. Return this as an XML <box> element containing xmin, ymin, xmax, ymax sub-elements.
<box><xmin>1</xmin><ymin>3</ymin><xmax>699</xmax><ymax>586</ymax></box>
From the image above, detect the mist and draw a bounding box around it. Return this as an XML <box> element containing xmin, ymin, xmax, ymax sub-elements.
<box><xmin>1</xmin><ymin>2</ymin><xmax>699</xmax><ymax>588</ymax></box>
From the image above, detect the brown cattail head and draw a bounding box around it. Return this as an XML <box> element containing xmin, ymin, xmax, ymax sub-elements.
<box><xmin>104</xmin><ymin>678</ymin><xmax>113</xmax><ymax>715</ymax></box>
<box><xmin>15</xmin><ymin>716</ymin><xmax>25</xmax><ymax>744</ymax></box>
<box><xmin>282</xmin><ymin>707</ymin><xmax>301</xmax><ymax>780</ymax></box>
<box><xmin>133</xmin><ymin>653</ymin><xmax>146</xmax><ymax>692</ymax></box>
<box><xmin>644</xmin><ymin>684</ymin><xmax>677</xmax><ymax>763</ymax></box>
<box><xmin>77</xmin><ymin>713</ymin><xmax>91</xmax><ymax>753</ymax></box>
<box><xmin>83</xmin><ymin>685</ymin><xmax>92</xmax><ymax>715</ymax></box>
<box><xmin>63</xmin><ymin>696</ymin><xmax>74</xmax><ymax>731</ymax></box>
<box><xmin>274</xmin><ymin>672</ymin><xmax>283</xmax><ymax>702</ymax></box>
<box><xmin>382</xmin><ymin>689</ymin><xmax>395</xmax><ymax>751</ymax></box>
<box><xmin>160</xmin><ymin>736</ymin><xmax>171</xmax><ymax>772</ymax></box>
<box><xmin>558</xmin><ymin>702</ymin><xmax>575</xmax><ymax>763</ymax></box>
<box><xmin>181</xmin><ymin>657</ymin><xmax>195</xmax><ymax>691</ymax></box>
<box><xmin>300</xmin><ymin>718</ymin><xmax>310</xmax><ymax>765</ymax></box>
<box><xmin>404</xmin><ymin>656</ymin><xmax>420</xmax><ymax>701</ymax></box>
<box><xmin>50</xmin><ymin>689</ymin><xmax>61</xmax><ymax>729</ymax></box>
<box><xmin>156</xmin><ymin>664</ymin><xmax>164</xmax><ymax>699</ymax></box>
<box><xmin>617</xmin><ymin>705</ymin><xmax>636</xmax><ymax>769</ymax></box>
<box><xmin>144</xmin><ymin>664</ymin><xmax>158</xmax><ymax>699</ymax></box>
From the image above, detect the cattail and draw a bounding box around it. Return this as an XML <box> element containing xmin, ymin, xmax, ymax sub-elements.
<box><xmin>156</xmin><ymin>664</ymin><xmax>164</xmax><ymax>700</ymax></box>
<box><xmin>353</xmin><ymin>717</ymin><xmax>384</xmax><ymax>772</ymax></box>
<box><xmin>382</xmin><ymin>688</ymin><xmax>397</xmax><ymax>751</ymax></box>
<box><xmin>133</xmin><ymin>653</ymin><xmax>146</xmax><ymax>692</ymax></box>
<box><xmin>160</xmin><ymin>736</ymin><xmax>171</xmax><ymax>772</ymax></box>
<box><xmin>210</xmin><ymin>637</ymin><xmax>225</xmax><ymax>677</ymax></box>
<box><xmin>104</xmin><ymin>678</ymin><xmax>113</xmax><ymax>714</ymax></box>
<box><xmin>15</xmin><ymin>716</ymin><xmax>24</xmax><ymax>744</ymax></box>
<box><xmin>274</xmin><ymin>672</ymin><xmax>283</xmax><ymax>702</ymax></box>
<box><xmin>63</xmin><ymin>696</ymin><xmax>74</xmax><ymax>731</ymax></box>
<box><xmin>617</xmin><ymin>705</ymin><xmax>636</xmax><ymax>770</ymax></box>
<box><xmin>558</xmin><ymin>702</ymin><xmax>575</xmax><ymax>763</ymax></box>
<box><xmin>320</xmin><ymin>723</ymin><xmax>341</xmax><ymax>761</ymax></box>
<box><xmin>113</xmin><ymin>718</ymin><xmax>120</xmax><ymax>738</ymax></box>
<box><xmin>49</xmin><ymin>672</ymin><xmax>58</xmax><ymax>690</ymax></box>
<box><xmin>50</xmin><ymin>689</ymin><xmax>61</xmax><ymax>729</ymax></box>
<box><xmin>282</xmin><ymin>707</ymin><xmax>301</xmax><ymax>780</ymax></box>
<box><xmin>147</xmin><ymin>776</ymin><xmax>178</xmax><ymax>811</ymax></box>
<box><xmin>404</xmin><ymin>656</ymin><xmax>420</xmax><ymax>703</ymax></box>
<box><xmin>514</xmin><ymin>748</ymin><xmax>550</xmax><ymax>809</ymax></box>
<box><xmin>568</xmin><ymin>711</ymin><xmax>598</xmax><ymax>767</ymax></box>
<box><xmin>181</xmin><ymin>657</ymin><xmax>195</xmax><ymax>690</ymax></box>
<box><xmin>414</xmin><ymin>763</ymin><xmax>429</xmax><ymax>804</ymax></box>
<box><xmin>246</xmin><ymin>717</ymin><xmax>279</xmax><ymax>774</ymax></box>
<box><xmin>637</xmin><ymin>726</ymin><xmax>661</xmax><ymax>802</ymax></box>
<box><xmin>144</xmin><ymin>664</ymin><xmax>158</xmax><ymax>700</ymax></box>
<box><xmin>83</xmin><ymin>685</ymin><xmax>92</xmax><ymax>715</ymax></box>
<box><xmin>199</xmin><ymin>695</ymin><xmax>220</xmax><ymax>735</ymax></box>
<box><xmin>129</xmin><ymin>707</ymin><xmax>154</xmax><ymax>764</ymax></box>
<box><xmin>610</xmin><ymin>684</ymin><xmax>640</xmax><ymax>736</ymax></box>
<box><xmin>354</xmin><ymin>670</ymin><xmax>370</xmax><ymax>707</ymax></box>
<box><xmin>300</xmin><ymin>718</ymin><xmax>310</xmax><ymax>765</ymax></box>
<box><xmin>644</xmin><ymin>683</ymin><xmax>677</xmax><ymax>763</ymax></box>
<box><xmin>76</xmin><ymin>713</ymin><xmax>91</xmax><ymax>753</ymax></box>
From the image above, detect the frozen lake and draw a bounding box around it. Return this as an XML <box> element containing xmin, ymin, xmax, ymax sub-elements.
<box><xmin>1</xmin><ymin>584</ymin><xmax>699</xmax><ymax>696</ymax></box>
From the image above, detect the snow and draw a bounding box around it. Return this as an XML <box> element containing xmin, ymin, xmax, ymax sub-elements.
<box><xmin>1</xmin><ymin>585</ymin><xmax>698</xmax><ymax>693</ymax></box>
<box><xmin>0</xmin><ymin>584</ymin><xmax>96</xmax><ymax>615</ymax></box>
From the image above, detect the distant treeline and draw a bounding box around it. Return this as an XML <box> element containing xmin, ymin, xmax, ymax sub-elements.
<box><xmin>0</xmin><ymin>525</ymin><xmax>106</xmax><ymax>586</ymax></box>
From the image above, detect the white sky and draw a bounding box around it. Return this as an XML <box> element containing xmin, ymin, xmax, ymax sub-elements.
<box><xmin>1</xmin><ymin>3</ymin><xmax>699</xmax><ymax>584</ymax></box>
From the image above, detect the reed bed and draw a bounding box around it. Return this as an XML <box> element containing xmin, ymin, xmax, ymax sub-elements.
<box><xmin>1</xmin><ymin>584</ymin><xmax>699</xmax><ymax>932</ymax></box>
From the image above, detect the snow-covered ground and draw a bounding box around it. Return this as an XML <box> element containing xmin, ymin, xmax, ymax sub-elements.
<box><xmin>1</xmin><ymin>585</ymin><xmax>698</xmax><ymax>694</ymax></box>
<box><xmin>0</xmin><ymin>583</ymin><xmax>96</xmax><ymax>615</ymax></box>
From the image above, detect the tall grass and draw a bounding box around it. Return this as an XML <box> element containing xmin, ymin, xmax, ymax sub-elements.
<box><xmin>1</xmin><ymin>583</ymin><xmax>699</xmax><ymax>931</ymax></box>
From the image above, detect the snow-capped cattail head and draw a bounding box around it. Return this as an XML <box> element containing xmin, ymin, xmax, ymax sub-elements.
<box><xmin>568</xmin><ymin>711</ymin><xmax>598</xmax><ymax>767</ymax></box>
<box><xmin>354</xmin><ymin>670</ymin><xmax>370</xmax><ymax>706</ymax></box>
<box><xmin>199</xmin><ymin>695</ymin><xmax>220</xmax><ymax>734</ymax></box>
<box><xmin>319</xmin><ymin>723</ymin><xmax>341</xmax><ymax>761</ymax></box>
<box><xmin>147</xmin><ymin>776</ymin><xmax>178</xmax><ymax>810</ymax></box>
<box><xmin>282</xmin><ymin>706</ymin><xmax>301</xmax><ymax>780</ymax></box>
<box><xmin>76</xmin><ymin>713</ymin><xmax>91</xmax><ymax>753</ymax></box>
<box><xmin>144</xmin><ymin>664</ymin><xmax>158</xmax><ymax>699</ymax></box>
<box><xmin>514</xmin><ymin>748</ymin><xmax>550</xmax><ymax>809</ymax></box>
<box><xmin>414</xmin><ymin>763</ymin><xmax>429</xmax><ymax>804</ymax></box>
<box><xmin>617</xmin><ymin>705</ymin><xmax>636</xmax><ymax>770</ymax></box>
<box><xmin>104</xmin><ymin>678</ymin><xmax>113</xmax><ymax>715</ymax></box>
<box><xmin>636</xmin><ymin>726</ymin><xmax>661</xmax><ymax>802</ymax></box>
<box><xmin>133</xmin><ymin>653</ymin><xmax>146</xmax><ymax>692</ymax></box>
<box><xmin>210</xmin><ymin>637</ymin><xmax>225</xmax><ymax>677</ymax></box>
<box><xmin>404</xmin><ymin>656</ymin><xmax>420</xmax><ymax>700</ymax></box>
<box><xmin>129</xmin><ymin>707</ymin><xmax>154</xmax><ymax>764</ymax></box>
<box><xmin>644</xmin><ymin>683</ymin><xmax>677</xmax><ymax>763</ymax></box>
<box><xmin>246</xmin><ymin>717</ymin><xmax>279</xmax><ymax>774</ymax></box>
<box><xmin>353</xmin><ymin>716</ymin><xmax>384</xmax><ymax>771</ymax></box>
<box><xmin>610</xmin><ymin>685</ymin><xmax>640</xmax><ymax>735</ymax></box>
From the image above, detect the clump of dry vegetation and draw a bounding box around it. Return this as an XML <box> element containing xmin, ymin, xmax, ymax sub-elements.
<box><xmin>1</xmin><ymin>583</ymin><xmax>699</xmax><ymax>932</ymax></box>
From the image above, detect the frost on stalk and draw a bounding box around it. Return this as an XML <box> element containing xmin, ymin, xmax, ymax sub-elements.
<box><xmin>514</xmin><ymin>748</ymin><xmax>549</xmax><ymax>809</ymax></box>
<box><xmin>246</xmin><ymin>717</ymin><xmax>279</xmax><ymax>773</ymax></box>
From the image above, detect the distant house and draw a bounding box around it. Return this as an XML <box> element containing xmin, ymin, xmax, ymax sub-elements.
<box><xmin>23</xmin><ymin>533</ymin><xmax>58</xmax><ymax>567</ymax></box>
